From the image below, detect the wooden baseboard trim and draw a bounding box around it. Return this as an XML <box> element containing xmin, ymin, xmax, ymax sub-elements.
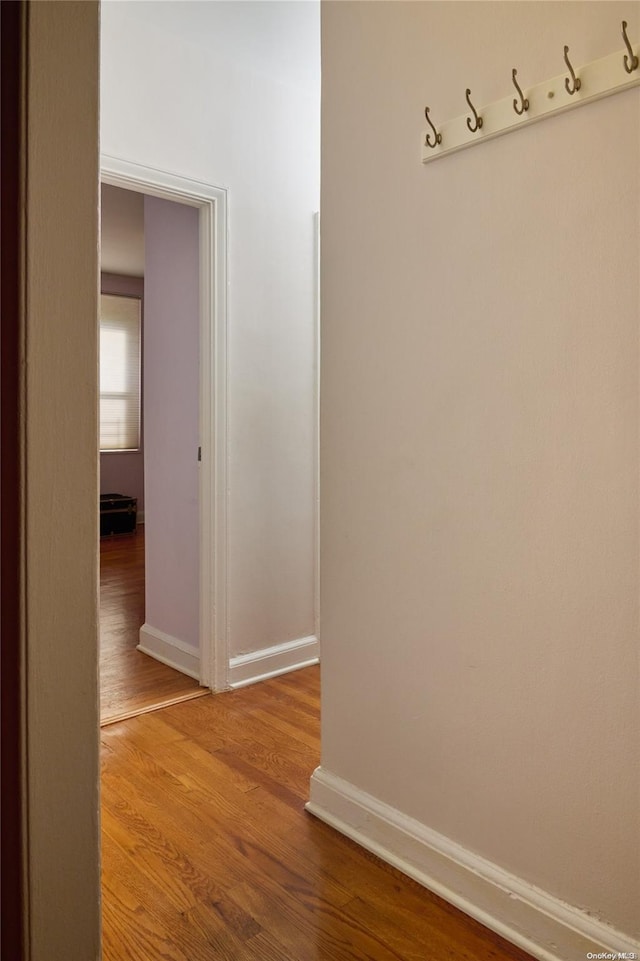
<box><xmin>138</xmin><ymin>623</ymin><xmax>200</xmax><ymax>680</ymax></box>
<box><xmin>100</xmin><ymin>688</ymin><xmax>209</xmax><ymax>727</ymax></box>
<box><xmin>306</xmin><ymin>767</ymin><xmax>640</xmax><ymax>961</ymax></box>
<box><xmin>229</xmin><ymin>635</ymin><xmax>319</xmax><ymax>689</ymax></box>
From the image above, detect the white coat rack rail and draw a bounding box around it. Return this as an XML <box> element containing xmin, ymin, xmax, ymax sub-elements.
<box><xmin>422</xmin><ymin>20</ymin><xmax>640</xmax><ymax>164</ymax></box>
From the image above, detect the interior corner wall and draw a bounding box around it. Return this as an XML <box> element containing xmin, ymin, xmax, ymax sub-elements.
<box><xmin>100</xmin><ymin>272</ymin><xmax>145</xmax><ymax>513</ymax></box>
<box><xmin>143</xmin><ymin>195</ymin><xmax>200</xmax><ymax>652</ymax></box>
<box><xmin>318</xmin><ymin>0</ymin><xmax>640</xmax><ymax>951</ymax></box>
<box><xmin>100</xmin><ymin>1</ymin><xmax>321</xmax><ymax>663</ymax></box>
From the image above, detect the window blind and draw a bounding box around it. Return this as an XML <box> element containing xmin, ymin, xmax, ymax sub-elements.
<box><xmin>99</xmin><ymin>293</ymin><xmax>141</xmax><ymax>451</ymax></box>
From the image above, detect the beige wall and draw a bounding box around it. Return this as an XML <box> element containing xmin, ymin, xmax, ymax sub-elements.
<box><xmin>319</xmin><ymin>0</ymin><xmax>639</xmax><ymax>942</ymax></box>
<box><xmin>25</xmin><ymin>2</ymin><xmax>101</xmax><ymax>957</ymax></box>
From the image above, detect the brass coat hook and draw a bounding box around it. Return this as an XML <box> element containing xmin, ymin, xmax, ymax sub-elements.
<box><xmin>622</xmin><ymin>21</ymin><xmax>639</xmax><ymax>73</ymax></box>
<box><xmin>424</xmin><ymin>106</ymin><xmax>442</xmax><ymax>148</ymax></box>
<box><xmin>512</xmin><ymin>68</ymin><xmax>529</xmax><ymax>115</ymax></box>
<box><xmin>563</xmin><ymin>45</ymin><xmax>581</xmax><ymax>94</ymax></box>
<box><xmin>465</xmin><ymin>88</ymin><xmax>483</xmax><ymax>132</ymax></box>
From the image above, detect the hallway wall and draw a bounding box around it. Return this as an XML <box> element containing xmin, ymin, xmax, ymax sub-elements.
<box><xmin>100</xmin><ymin>1</ymin><xmax>321</xmax><ymax>667</ymax></box>
<box><xmin>315</xmin><ymin>0</ymin><xmax>640</xmax><ymax>953</ymax></box>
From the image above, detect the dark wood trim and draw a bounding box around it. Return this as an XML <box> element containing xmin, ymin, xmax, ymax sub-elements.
<box><xmin>1</xmin><ymin>1</ymin><xmax>26</xmax><ymax>958</ymax></box>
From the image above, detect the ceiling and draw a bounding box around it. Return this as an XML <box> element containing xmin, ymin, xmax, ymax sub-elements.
<box><xmin>100</xmin><ymin>183</ymin><xmax>145</xmax><ymax>277</ymax></box>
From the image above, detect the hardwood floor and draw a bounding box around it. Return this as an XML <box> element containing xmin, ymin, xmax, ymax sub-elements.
<box><xmin>100</xmin><ymin>527</ymin><xmax>204</xmax><ymax>725</ymax></box>
<box><xmin>101</xmin><ymin>666</ymin><xmax>535</xmax><ymax>961</ymax></box>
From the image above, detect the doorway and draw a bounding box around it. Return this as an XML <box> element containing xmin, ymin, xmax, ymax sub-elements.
<box><xmin>99</xmin><ymin>158</ymin><xmax>229</xmax><ymax>723</ymax></box>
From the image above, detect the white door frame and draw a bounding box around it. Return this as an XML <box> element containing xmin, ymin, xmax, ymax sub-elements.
<box><xmin>100</xmin><ymin>155</ymin><xmax>229</xmax><ymax>692</ymax></box>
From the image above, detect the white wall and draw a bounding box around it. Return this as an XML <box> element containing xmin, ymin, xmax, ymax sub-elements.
<box><xmin>100</xmin><ymin>1</ymin><xmax>321</xmax><ymax>661</ymax></box>
<box><xmin>314</xmin><ymin>0</ymin><xmax>640</xmax><ymax>955</ymax></box>
<box><xmin>143</xmin><ymin>195</ymin><xmax>200</xmax><ymax>652</ymax></box>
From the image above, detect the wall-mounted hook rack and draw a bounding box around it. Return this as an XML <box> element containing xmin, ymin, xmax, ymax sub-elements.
<box><xmin>422</xmin><ymin>32</ymin><xmax>639</xmax><ymax>164</ymax></box>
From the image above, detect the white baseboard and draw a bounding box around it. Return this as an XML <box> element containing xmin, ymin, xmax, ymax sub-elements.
<box><xmin>138</xmin><ymin>623</ymin><xmax>200</xmax><ymax>681</ymax></box>
<box><xmin>306</xmin><ymin>767</ymin><xmax>640</xmax><ymax>961</ymax></box>
<box><xmin>228</xmin><ymin>635</ymin><xmax>319</xmax><ymax>689</ymax></box>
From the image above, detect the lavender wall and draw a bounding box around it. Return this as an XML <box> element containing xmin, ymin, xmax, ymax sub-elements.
<box><xmin>143</xmin><ymin>196</ymin><xmax>200</xmax><ymax>650</ymax></box>
<box><xmin>99</xmin><ymin>272</ymin><xmax>144</xmax><ymax>512</ymax></box>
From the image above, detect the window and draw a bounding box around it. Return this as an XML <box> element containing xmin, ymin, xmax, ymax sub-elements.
<box><xmin>99</xmin><ymin>293</ymin><xmax>141</xmax><ymax>451</ymax></box>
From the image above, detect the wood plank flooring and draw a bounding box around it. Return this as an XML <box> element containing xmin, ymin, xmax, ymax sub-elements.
<box><xmin>101</xmin><ymin>666</ymin><xmax>535</xmax><ymax>961</ymax></box>
<box><xmin>100</xmin><ymin>528</ymin><xmax>203</xmax><ymax>724</ymax></box>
